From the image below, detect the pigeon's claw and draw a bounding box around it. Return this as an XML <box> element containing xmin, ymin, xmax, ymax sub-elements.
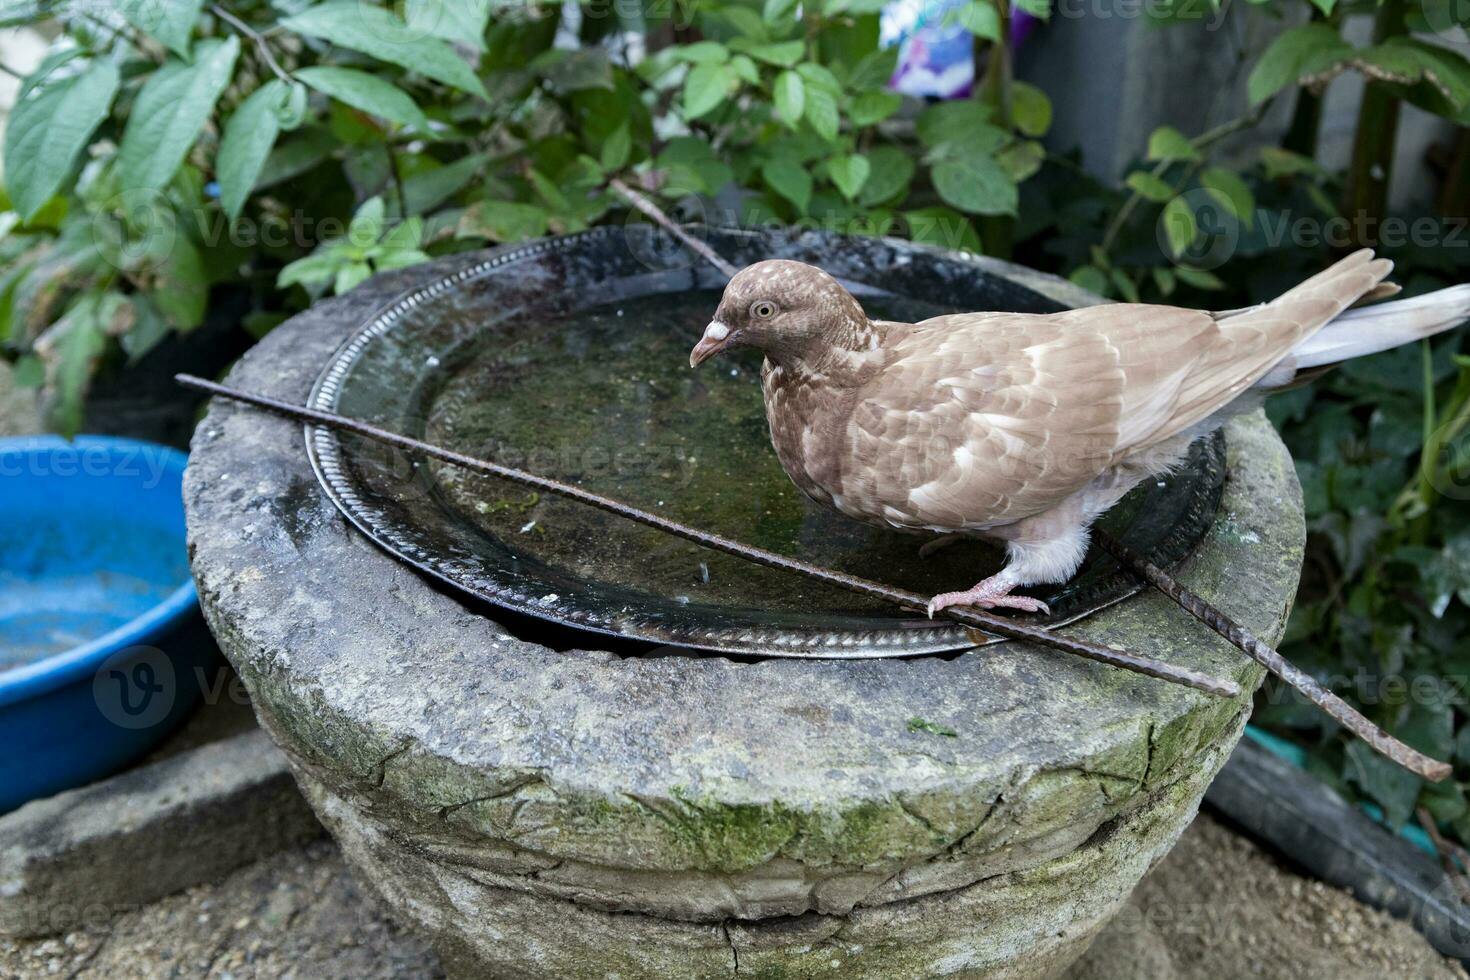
<box><xmin>925</xmin><ymin>577</ymin><xmax>1050</xmax><ymax>618</ymax></box>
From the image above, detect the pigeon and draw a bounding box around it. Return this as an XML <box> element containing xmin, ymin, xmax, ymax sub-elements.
<box><xmin>688</xmin><ymin>251</ymin><xmax>1470</xmax><ymax>617</ymax></box>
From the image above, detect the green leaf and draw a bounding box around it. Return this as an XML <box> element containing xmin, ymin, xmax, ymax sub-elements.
<box><xmin>848</xmin><ymin>90</ymin><xmax>901</xmax><ymax>127</ymax></box>
<box><xmin>903</xmin><ymin>206</ymin><xmax>980</xmax><ymax>252</ymax></box>
<box><xmin>1010</xmin><ymin>81</ymin><xmax>1052</xmax><ymax>137</ymax></box>
<box><xmin>295</xmin><ymin>66</ymin><xmax>432</xmax><ymax>130</ymax></box>
<box><xmin>349</xmin><ymin>196</ymin><xmax>387</xmax><ymax>247</ymax></box>
<box><xmin>119</xmin><ymin>37</ymin><xmax>240</xmax><ymax>193</ymax></box>
<box><xmin>1125</xmin><ymin>170</ymin><xmax>1175</xmax><ymax>203</ymax></box>
<box><xmin>600</xmin><ymin>123</ymin><xmax>631</xmax><ymax>172</ymax></box>
<box><xmin>1200</xmin><ymin>166</ymin><xmax>1254</xmax><ymax>228</ymax></box>
<box><xmin>774</xmin><ymin>70</ymin><xmax>805</xmax><ymax>127</ymax></box>
<box><xmin>284</xmin><ymin>1</ymin><xmax>489</xmax><ymax>99</ymax></box>
<box><xmin>405</xmin><ymin>0</ymin><xmax>491</xmax><ymax>50</ymax></box>
<box><xmin>119</xmin><ymin>294</ymin><xmax>171</xmax><ymax>362</ymax></box>
<box><xmin>1345</xmin><ymin>739</ymin><xmax>1423</xmax><ymax>830</ymax></box>
<box><xmin>379</xmin><ymin>216</ymin><xmax>424</xmax><ymax>252</ymax></box>
<box><xmin>152</xmin><ymin>235</ymin><xmax>206</xmax><ymax>329</ymax></box>
<box><xmin>916</xmin><ymin>100</ymin><xmax>994</xmax><ymax>148</ymax></box>
<box><xmin>803</xmin><ymin>85</ymin><xmax>840</xmax><ymax>141</ymax></box>
<box><xmin>996</xmin><ymin>139</ymin><xmax>1044</xmax><ymax>182</ymax></box>
<box><xmin>1110</xmin><ymin>268</ymin><xmax>1140</xmax><ymax>303</ymax></box>
<box><xmin>858</xmin><ymin>145</ymin><xmax>914</xmax><ymax>206</ymax></box>
<box><xmin>672</xmin><ymin>42</ymin><xmax>729</xmax><ymax>65</ymax></box>
<box><xmin>397</xmin><ymin>153</ymin><xmax>484</xmax><ymax>215</ymax></box>
<box><xmin>334</xmin><ymin>261</ymin><xmax>373</xmax><ymax>295</ymax></box>
<box><xmin>49</xmin><ymin>293</ymin><xmax>107</xmax><ymax>437</ymax></box>
<box><xmin>932</xmin><ymin>153</ymin><xmax>1017</xmax><ymax>216</ymax></box>
<box><xmin>730</xmin><ymin>55</ymin><xmax>760</xmax><ymax>85</ymax></box>
<box><xmin>742</xmin><ymin>41</ymin><xmax>805</xmax><ymax>68</ymax></box>
<box><xmin>1151</xmin><ymin>266</ymin><xmax>1176</xmax><ymax>297</ymax></box>
<box><xmin>4</xmin><ymin>59</ymin><xmax>119</xmax><ymax>221</ymax></box>
<box><xmin>217</xmin><ymin>80</ymin><xmax>289</xmax><ymax>222</ymax></box>
<box><xmin>682</xmin><ymin>63</ymin><xmax>737</xmax><ymax>119</ymax></box>
<box><xmin>827</xmin><ymin>153</ymin><xmax>870</xmax><ymax>201</ymax></box>
<box><xmin>763</xmin><ymin>0</ymin><xmax>800</xmax><ymax>23</ymax></box>
<box><xmin>1173</xmin><ymin>265</ymin><xmax>1225</xmax><ymax>290</ymax></box>
<box><xmin>1145</xmin><ymin>125</ymin><xmax>1199</xmax><ymax>163</ymax></box>
<box><xmin>761</xmin><ymin>157</ymin><xmax>812</xmax><ymax>213</ymax></box>
<box><xmin>953</xmin><ymin>1</ymin><xmax>1001</xmax><ymax>40</ymax></box>
<box><xmin>118</xmin><ymin>0</ymin><xmax>202</xmax><ymax>58</ymax></box>
<box><xmin>1069</xmin><ymin>265</ymin><xmax>1110</xmax><ymax>297</ymax></box>
<box><xmin>1260</xmin><ymin>146</ymin><xmax>1324</xmax><ymax>180</ymax></box>
<box><xmin>1247</xmin><ymin>23</ymin><xmax>1352</xmax><ymax>106</ymax></box>
<box><xmin>456</xmin><ymin>200</ymin><xmax>549</xmax><ymax>242</ymax></box>
<box><xmin>278</xmin><ymin>249</ymin><xmax>346</xmax><ymax>290</ymax></box>
<box><xmin>1160</xmin><ymin>196</ymin><xmax>1197</xmax><ymax>258</ymax></box>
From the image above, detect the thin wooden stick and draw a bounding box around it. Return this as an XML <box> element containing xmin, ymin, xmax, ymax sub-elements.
<box><xmin>608</xmin><ymin>178</ymin><xmax>740</xmax><ymax>279</ymax></box>
<box><xmin>1096</xmin><ymin>530</ymin><xmax>1452</xmax><ymax>782</ymax></box>
<box><xmin>177</xmin><ymin>373</ymin><xmax>1240</xmax><ymax>699</ymax></box>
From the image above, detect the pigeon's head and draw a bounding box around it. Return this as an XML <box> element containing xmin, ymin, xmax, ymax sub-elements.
<box><xmin>690</xmin><ymin>260</ymin><xmax>868</xmax><ymax>367</ymax></box>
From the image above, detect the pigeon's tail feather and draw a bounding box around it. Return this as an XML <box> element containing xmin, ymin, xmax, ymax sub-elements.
<box><xmin>1286</xmin><ymin>283</ymin><xmax>1470</xmax><ymax>370</ymax></box>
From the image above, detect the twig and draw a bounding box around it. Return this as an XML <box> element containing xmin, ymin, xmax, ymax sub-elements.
<box><xmin>1096</xmin><ymin>530</ymin><xmax>1452</xmax><ymax>782</ymax></box>
<box><xmin>1099</xmin><ymin>106</ymin><xmax>1267</xmax><ymax>254</ymax></box>
<box><xmin>175</xmin><ymin>373</ymin><xmax>1240</xmax><ymax>699</ymax></box>
<box><xmin>212</xmin><ymin>3</ymin><xmax>293</xmax><ymax>84</ymax></box>
<box><xmin>608</xmin><ymin>177</ymin><xmax>740</xmax><ymax>279</ymax></box>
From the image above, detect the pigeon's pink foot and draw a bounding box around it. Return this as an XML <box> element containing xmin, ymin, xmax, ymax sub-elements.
<box><xmin>925</xmin><ymin>577</ymin><xmax>1050</xmax><ymax>618</ymax></box>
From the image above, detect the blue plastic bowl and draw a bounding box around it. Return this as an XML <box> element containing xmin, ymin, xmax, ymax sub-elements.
<box><xmin>0</xmin><ymin>435</ymin><xmax>216</xmax><ymax>813</ymax></box>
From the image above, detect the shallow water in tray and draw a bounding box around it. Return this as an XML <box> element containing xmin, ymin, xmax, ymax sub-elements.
<box><xmin>0</xmin><ymin>515</ymin><xmax>187</xmax><ymax>671</ymax></box>
<box><xmin>417</xmin><ymin>289</ymin><xmax>1145</xmax><ymax>615</ymax></box>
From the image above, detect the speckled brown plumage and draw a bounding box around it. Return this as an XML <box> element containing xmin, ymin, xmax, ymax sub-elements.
<box><xmin>690</xmin><ymin>252</ymin><xmax>1470</xmax><ymax>614</ymax></box>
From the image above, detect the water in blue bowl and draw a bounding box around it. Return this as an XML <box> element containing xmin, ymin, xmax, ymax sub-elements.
<box><xmin>0</xmin><ymin>516</ymin><xmax>188</xmax><ymax>671</ymax></box>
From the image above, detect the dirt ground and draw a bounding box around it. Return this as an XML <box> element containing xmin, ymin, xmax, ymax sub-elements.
<box><xmin>1</xmin><ymin>813</ymin><xmax>1463</xmax><ymax>980</ymax></box>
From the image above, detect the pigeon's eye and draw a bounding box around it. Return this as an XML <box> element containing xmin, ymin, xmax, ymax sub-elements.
<box><xmin>750</xmin><ymin>300</ymin><xmax>778</xmax><ymax>320</ymax></box>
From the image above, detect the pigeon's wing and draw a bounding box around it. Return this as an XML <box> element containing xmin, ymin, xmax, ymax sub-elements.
<box><xmin>841</xmin><ymin>309</ymin><xmax>1190</xmax><ymax>528</ymax></box>
<box><xmin>841</xmin><ymin>250</ymin><xmax>1391</xmax><ymax>530</ymax></box>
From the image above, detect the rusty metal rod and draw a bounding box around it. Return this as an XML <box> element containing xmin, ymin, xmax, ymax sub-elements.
<box><xmin>1094</xmin><ymin>530</ymin><xmax>1451</xmax><ymax>782</ymax></box>
<box><xmin>177</xmin><ymin>373</ymin><xmax>1239</xmax><ymax>698</ymax></box>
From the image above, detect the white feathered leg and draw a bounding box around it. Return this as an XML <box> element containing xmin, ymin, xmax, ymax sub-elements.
<box><xmin>925</xmin><ymin>435</ymin><xmax>1198</xmax><ymax>617</ymax></box>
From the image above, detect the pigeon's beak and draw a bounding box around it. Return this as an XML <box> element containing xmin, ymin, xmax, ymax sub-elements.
<box><xmin>689</xmin><ymin>320</ymin><xmax>736</xmax><ymax>368</ymax></box>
